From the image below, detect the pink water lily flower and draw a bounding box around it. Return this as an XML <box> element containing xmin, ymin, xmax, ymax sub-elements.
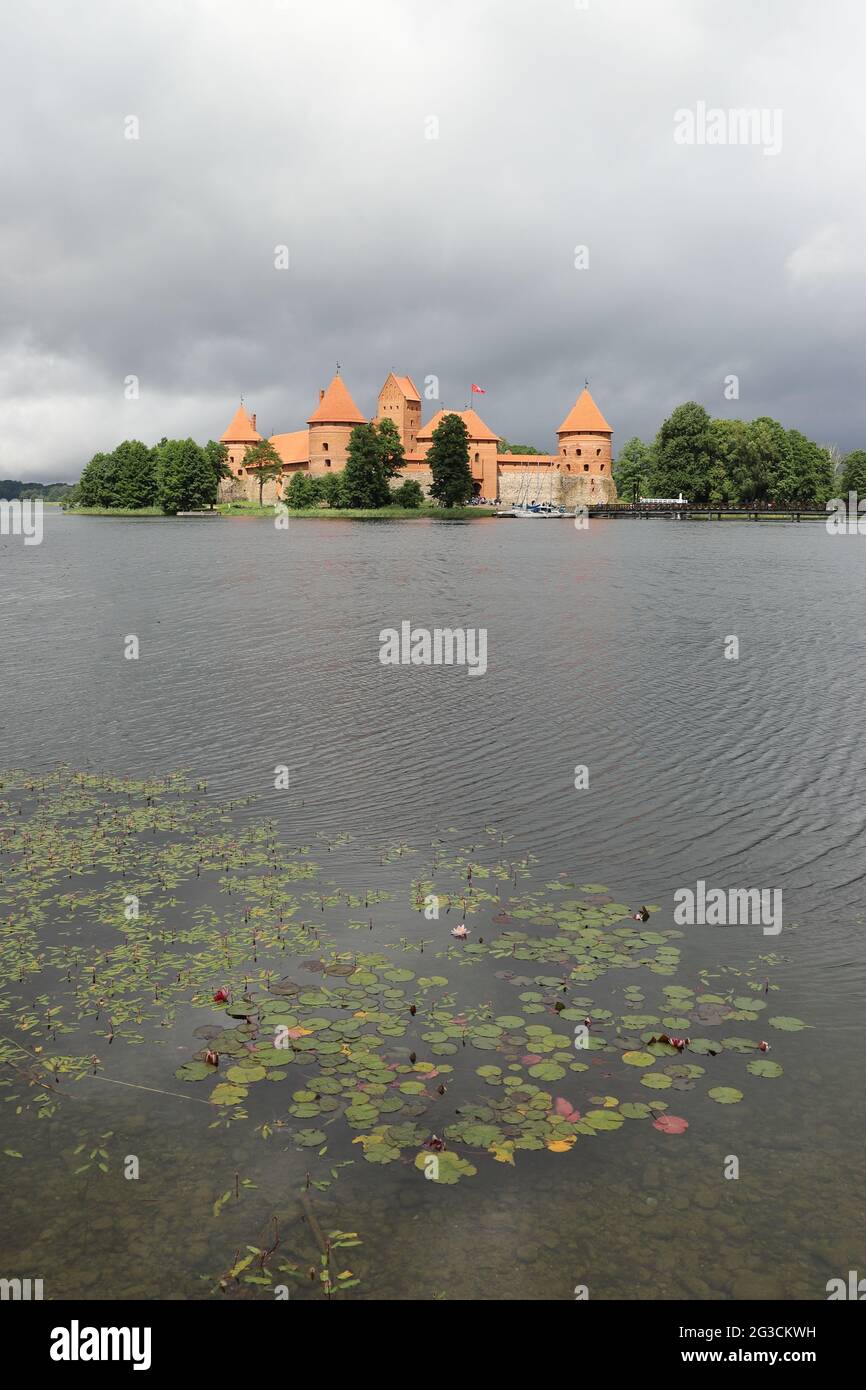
<box><xmin>758</xmin><ymin>1040</ymin><xmax>770</xmax><ymax>1052</ymax></box>
<box><xmin>554</xmin><ymin>1096</ymin><xmax>581</xmax><ymax>1122</ymax></box>
<box><xmin>451</xmin><ymin>923</ymin><xmax>470</xmax><ymax>940</ymax></box>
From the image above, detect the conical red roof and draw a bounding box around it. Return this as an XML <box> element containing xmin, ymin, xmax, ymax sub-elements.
<box><xmin>307</xmin><ymin>375</ymin><xmax>366</xmax><ymax>425</ymax></box>
<box><xmin>557</xmin><ymin>388</ymin><xmax>612</xmax><ymax>435</ymax></box>
<box><xmin>220</xmin><ymin>404</ymin><xmax>262</xmax><ymax>443</ymax></box>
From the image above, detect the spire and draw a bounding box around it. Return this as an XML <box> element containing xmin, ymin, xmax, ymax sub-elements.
<box><xmin>307</xmin><ymin>373</ymin><xmax>366</xmax><ymax>425</ymax></box>
<box><xmin>557</xmin><ymin>387</ymin><xmax>612</xmax><ymax>435</ymax></box>
<box><xmin>220</xmin><ymin>402</ymin><xmax>262</xmax><ymax>443</ymax></box>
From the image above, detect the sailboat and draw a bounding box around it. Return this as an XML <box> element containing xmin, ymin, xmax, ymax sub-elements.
<box><xmin>505</xmin><ymin>456</ymin><xmax>564</xmax><ymax>516</ymax></box>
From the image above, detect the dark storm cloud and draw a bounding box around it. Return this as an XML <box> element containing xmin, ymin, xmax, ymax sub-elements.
<box><xmin>2</xmin><ymin>0</ymin><xmax>865</xmax><ymax>478</ymax></box>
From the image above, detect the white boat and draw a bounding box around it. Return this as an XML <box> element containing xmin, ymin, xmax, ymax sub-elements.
<box><xmin>506</xmin><ymin>503</ymin><xmax>561</xmax><ymax>518</ymax></box>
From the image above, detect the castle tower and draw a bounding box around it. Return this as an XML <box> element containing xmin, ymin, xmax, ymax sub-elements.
<box><xmin>555</xmin><ymin>386</ymin><xmax>616</xmax><ymax>502</ymax></box>
<box><xmin>220</xmin><ymin>402</ymin><xmax>262</xmax><ymax>479</ymax></box>
<box><xmin>307</xmin><ymin>373</ymin><xmax>366</xmax><ymax>476</ymax></box>
<box><xmin>376</xmin><ymin>373</ymin><xmax>422</xmax><ymax>453</ymax></box>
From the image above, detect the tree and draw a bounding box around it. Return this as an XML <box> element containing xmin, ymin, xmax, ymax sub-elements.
<box><xmin>613</xmin><ymin>437</ymin><xmax>654</xmax><ymax>502</ymax></box>
<box><xmin>112</xmin><ymin>440</ymin><xmax>157</xmax><ymax>508</ymax></box>
<box><xmin>787</xmin><ymin>430</ymin><xmax>835</xmax><ymax>505</ymax></box>
<box><xmin>156</xmin><ymin>439</ymin><xmax>219</xmax><ymax>514</ymax></box>
<box><xmin>374</xmin><ymin>418</ymin><xmax>405</xmax><ymax>483</ymax></box>
<box><xmin>203</xmin><ymin>439</ymin><xmax>231</xmax><ymax>491</ymax></box>
<box><xmin>840</xmin><ymin>449</ymin><xmax>866</xmax><ymax>498</ymax></box>
<box><xmin>318</xmin><ymin>470</ymin><xmax>347</xmax><ymax>508</ymax></box>
<box><xmin>78</xmin><ymin>452</ymin><xmax>112</xmax><ymax>507</ymax></box>
<box><xmin>284</xmin><ymin>472</ymin><xmax>322</xmax><ymax>509</ymax></box>
<box><xmin>427</xmin><ymin>413</ymin><xmax>473</xmax><ymax>507</ymax></box>
<box><xmin>391</xmin><ymin>478</ymin><xmax>423</xmax><ymax>508</ymax></box>
<box><xmin>497</xmin><ymin>438</ymin><xmax>544</xmax><ymax>455</ymax></box>
<box><xmin>241</xmin><ymin>439</ymin><xmax>284</xmax><ymax>506</ymax></box>
<box><xmin>342</xmin><ymin>423</ymin><xmax>392</xmax><ymax>508</ymax></box>
<box><xmin>652</xmin><ymin>402</ymin><xmax>717</xmax><ymax>501</ymax></box>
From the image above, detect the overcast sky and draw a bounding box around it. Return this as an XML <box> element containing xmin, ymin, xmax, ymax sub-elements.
<box><xmin>3</xmin><ymin>0</ymin><xmax>865</xmax><ymax>480</ymax></box>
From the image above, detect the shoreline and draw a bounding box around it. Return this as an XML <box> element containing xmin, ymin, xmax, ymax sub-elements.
<box><xmin>62</xmin><ymin>503</ymin><xmax>499</xmax><ymax>520</ymax></box>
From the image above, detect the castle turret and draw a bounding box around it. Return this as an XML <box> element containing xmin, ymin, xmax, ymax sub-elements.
<box><xmin>307</xmin><ymin>373</ymin><xmax>366</xmax><ymax>476</ymax></box>
<box><xmin>220</xmin><ymin>403</ymin><xmax>262</xmax><ymax>479</ymax></box>
<box><xmin>555</xmin><ymin>387</ymin><xmax>616</xmax><ymax>503</ymax></box>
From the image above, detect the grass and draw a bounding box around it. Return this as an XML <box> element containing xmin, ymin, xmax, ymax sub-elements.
<box><xmin>63</xmin><ymin>505</ymin><xmax>165</xmax><ymax>517</ymax></box>
<box><xmin>218</xmin><ymin>502</ymin><xmax>498</xmax><ymax>519</ymax></box>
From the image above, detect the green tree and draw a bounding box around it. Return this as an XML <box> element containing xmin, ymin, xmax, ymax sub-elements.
<box><xmin>112</xmin><ymin>440</ymin><xmax>157</xmax><ymax>508</ymax></box>
<box><xmin>391</xmin><ymin>478</ymin><xmax>423</xmax><ymax>508</ymax></box>
<box><xmin>78</xmin><ymin>452</ymin><xmax>112</xmax><ymax>507</ymax></box>
<box><xmin>241</xmin><ymin>439</ymin><xmax>284</xmax><ymax>506</ymax></box>
<box><xmin>652</xmin><ymin>402</ymin><xmax>717</xmax><ymax>501</ymax></box>
<box><xmin>786</xmin><ymin>430</ymin><xmax>835</xmax><ymax>505</ymax></box>
<box><xmin>427</xmin><ymin>413</ymin><xmax>473</xmax><ymax>507</ymax></box>
<box><xmin>203</xmin><ymin>439</ymin><xmax>231</xmax><ymax>491</ymax></box>
<box><xmin>284</xmin><ymin>472</ymin><xmax>322</xmax><ymax>509</ymax></box>
<box><xmin>839</xmin><ymin>449</ymin><xmax>866</xmax><ymax>498</ymax></box>
<box><xmin>374</xmin><ymin>418</ymin><xmax>405</xmax><ymax>483</ymax></box>
<box><xmin>497</xmin><ymin>439</ymin><xmax>544</xmax><ymax>455</ymax></box>
<box><xmin>342</xmin><ymin>423</ymin><xmax>392</xmax><ymax>508</ymax></box>
<box><xmin>157</xmin><ymin>439</ymin><xmax>218</xmax><ymax>514</ymax></box>
<box><xmin>613</xmin><ymin>437</ymin><xmax>654</xmax><ymax>502</ymax></box>
<box><xmin>318</xmin><ymin>470</ymin><xmax>346</xmax><ymax>508</ymax></box>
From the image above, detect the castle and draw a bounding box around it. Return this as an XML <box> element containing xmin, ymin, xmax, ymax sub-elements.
<box><xmin>218</xmin><ymin>372</ymin><xmax>617</xmax><ymax>507</ymax></box>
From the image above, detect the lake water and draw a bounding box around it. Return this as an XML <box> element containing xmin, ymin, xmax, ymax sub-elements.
<box><xmin>1</xmin><ymin>508</ymin><xmax>864</xmax><ymax>1300</ymax></box>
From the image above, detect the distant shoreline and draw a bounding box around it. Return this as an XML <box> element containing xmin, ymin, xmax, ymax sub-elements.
<box><xmin>62</xmin><ymin>503</ymin><xmax>499</xmax><ymax>520</ymax></box>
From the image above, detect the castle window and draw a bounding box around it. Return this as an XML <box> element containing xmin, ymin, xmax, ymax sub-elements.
<box><xmin>577</xmin><ymin>448</ymin><xmax>582</xmax><ymax>456</ymax></box>
<box><xmin>325</xmin><ymin>460</ymin><xmax>331</xmax><ymax>467</ymax></box>
<box><xmin>323</xmin><ymin>442</ymin><xmax>329</xmax><ymax>451</ymax></box>
<box><xmin>238</xmin><ymin>469</ymin><xmax>244</xmax><ymax>476</ymax></box>
<box><xmin>583</xmin><ymin>464</ymin><xmax>589</xmax><ymax>472</ymax></box>
<box><xmin>596</xmin><ymin>448</ymin><xmax>601</xmax><ymax>456</ymax></box>
<box><xmin>600</xmin><ymin>464</ymin><xmax>605</xmax><ymax>471</ymax></box>
<box><xmin>474</xmin><ymin>452</ymin><xmax>480</xmax><ymax>463</ymax></box>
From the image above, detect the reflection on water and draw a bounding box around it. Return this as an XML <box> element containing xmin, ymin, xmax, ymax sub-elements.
<box><xmin>1</xmin><ymin>511</ymin><xmax>865</xmax><ymax>1299</ymax></box>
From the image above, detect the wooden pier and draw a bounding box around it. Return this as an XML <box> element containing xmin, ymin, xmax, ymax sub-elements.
<box><xmin>587</xmin><ymin>503</ymin><xmax>827</xmax><ymax>522</ymax></box>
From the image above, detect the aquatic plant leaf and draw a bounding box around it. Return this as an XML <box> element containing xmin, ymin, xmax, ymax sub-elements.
<box><xmin>746</xmin><ymin>1059</ymin><xmax>783</xmax><ymax>1078</ymax></box>
<box><xmin>622</xmin><ymin>1050</ymin><xmax>654</xmax><ymax>1067</ymax></box>
<box><xmin>652</xmin><ymin>1114</ymin><xmax>688</xmax><ymax>1134</ymax></box>
<box><xmin>708</xmin><ymin>1086</ymin><xmax>743</xmax><ymax>1104</ymax></box>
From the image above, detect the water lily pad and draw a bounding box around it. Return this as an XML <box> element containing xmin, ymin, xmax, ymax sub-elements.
<box><xmin>768</xmin><ymin>1016</ymin><xmax>807</xmax><ymax>1031</ymax></box>
<box><xmin>527</xmin><ymin>1061</ymin><xmax>566</xmax><ymax>1081</ymax></box>
<box><xmin>652</xmin><ymin>1114</ymin><xmax>689</xmax><ymax>1134</ymax></box>
<box><xmin>747</xmin><ymin>1059</ymin><xmax>783</xmax><ymax>1078</ymax></box>
<box><xmin>294</xmin><ymin>1128</ymin><xmax>327</xmax><ymax>1147</ymax></box>
<box><xmin>640</xmin><ymin>1072</ymin><xmax>672</xmax><ymax>1090</ymax></box>
<box><xmin>708</xmin><ymin>1086</ymin><xmax>743</xmax><ymax>1104</ymax></box>
<box><xmin>175</xmin><ymin>1061</ymin><xmax>213</xmax><ymax>1081</ymax></box>
<box><xmin>622</xmin><ymin>1050</ymin><xmax>654</xmax><ymax>1067</ymax></box>
<box><xmin>413</xmin><ymin>1150</ymin><xmax>477</xmax><ymax>1184</ymax></box>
